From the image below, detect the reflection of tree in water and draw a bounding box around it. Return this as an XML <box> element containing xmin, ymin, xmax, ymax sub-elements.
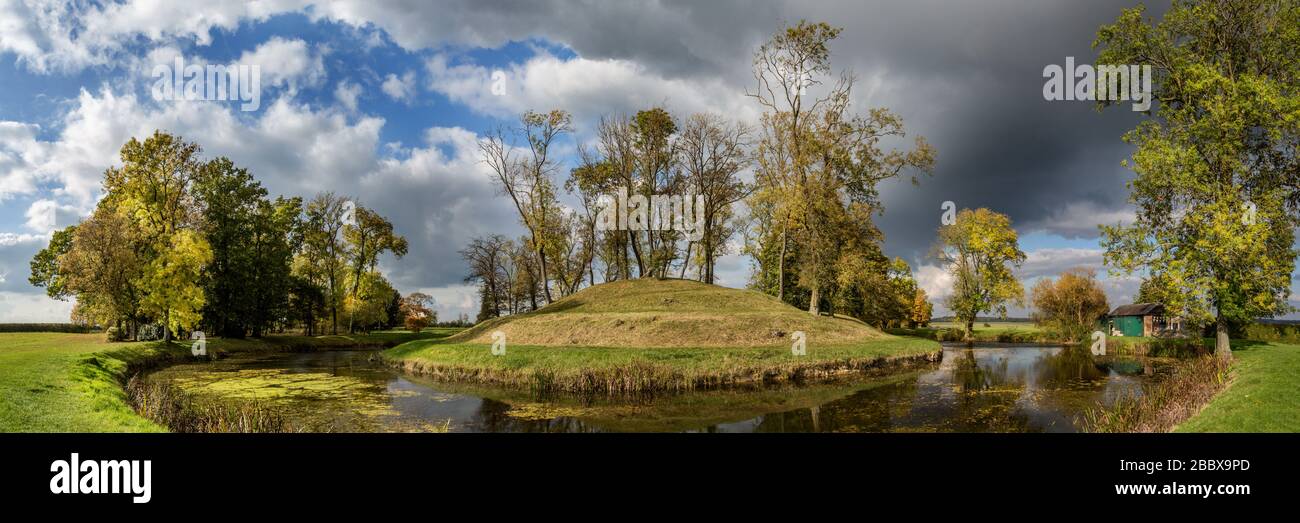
<box><xmin>943</xmin><ymin>349</ymin><xmax>1033</xmax><ymax>432</ymax></box>
<box><xmin>1034</xmin><ymin>347</ymin><xmax>1108</xmax><ymax>390</ymax></box>
<box><xmin>471</xmin><ymin>398</ymin><xmax>604</xmax><ymax>433</ymax></box>
<box><xmin>747</xmin><ymin>376</ymin><xmax>924</xmax><ymax>432</ymax></box>
<box><xmin>949</xmin><ymin>349</ymin><xmax>1011</xmax><ymax>393</ymax></box>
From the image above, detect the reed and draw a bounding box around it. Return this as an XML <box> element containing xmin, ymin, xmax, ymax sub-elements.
<box><xmin>1079</xmin><ymin>355</ymin><xmax>1231</xmax><ymax>433</ymax></box>
<box><xmin>125</xmin><ymin>374</ymin><xmax>309</xmax><ymax>432</ymax></box>
<box><xmin>388</xmin><ymin>349</ymin><xmax>941</xmax><ymax>397</ymax></box>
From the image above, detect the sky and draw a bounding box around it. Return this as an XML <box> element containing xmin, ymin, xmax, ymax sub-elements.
<box><xmin>0</xmin><ymin>0</ymin><xmax>1296</xmax><ymax>323</ymax></box>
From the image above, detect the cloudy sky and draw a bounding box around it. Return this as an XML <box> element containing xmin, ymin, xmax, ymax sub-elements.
<box><xmin>0</xmin><ymin>0</ymin><xmax>1295</xmax><ymax>322</ymax></box>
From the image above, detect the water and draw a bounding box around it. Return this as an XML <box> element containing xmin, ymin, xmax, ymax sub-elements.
<box><xmin>145</xmin><ymin>344</ymin><xmax>1166</xmax><ymax>433</ymax></box>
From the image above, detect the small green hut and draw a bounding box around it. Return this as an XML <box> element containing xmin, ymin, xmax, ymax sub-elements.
<box><xmin>1106</xmin><ymin>303</ymin><xmax>1173</xmax><ymax>337</ymax></box>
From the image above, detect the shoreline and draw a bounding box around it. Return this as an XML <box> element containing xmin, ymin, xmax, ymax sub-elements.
<box><xmin>381</xmin><ymin>337</ymin><xmax>943</xmax><ymax>396</ymax></box>
<box><xmin>74</xmin><ymin>331</ymin><xmax>447</xmax><ymax>433</ymax></box>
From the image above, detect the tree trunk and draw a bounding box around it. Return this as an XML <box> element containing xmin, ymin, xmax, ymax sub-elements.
<box><xmin>628</xmin><ymin>230</ymin><xmax>645</xmax><ymax>277</ymax></box>
<box><xmin>965</xmin><ymin>319</ymin><xmax>974</xmax><ymax>341</ymax></box>
<box><xmin>535</xmin><ymin>245</ymin><xmax>554</xmax><ymax>304</ymax></box>
<box><xmin>163</xmin><ymin>310</ymin><xmax>172</xmax><ymax>342</ymax></box>
<box><xmin>1215</xmin><ymin>314</ymin><xmax>1232</xmax><ymax>360</ymax></box>
<box><xmin>776</xmin><ymin>224</ymin><xmax>788</xmax><ymax>301</ymax></box>
<box><xmin>680</xmin><ymin>241</ymin><xmax>692</xmax><ymax>279</ymax></box>
<box><xmin>808</xmin><ymin>285</ymin><xmax>820</xmax><ymax>316</ymax></box>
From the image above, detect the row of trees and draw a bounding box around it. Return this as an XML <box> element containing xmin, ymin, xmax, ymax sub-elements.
<box><xmin>461</xmin><ymin>21</ymin><xmax>939</xmax><ymax>330</ymax></box>
<box><xmin>463</xmin><ymin>106</ymin><xmax>758</xmax><ymax>320</ymax></box>
<box><xmin>29</xmin><ymin>131</ymin><xmax>414</xmax><ymax>340</ymax></box>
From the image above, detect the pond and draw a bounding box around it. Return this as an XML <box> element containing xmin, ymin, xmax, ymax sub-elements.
<box><xmin>144</xmin><ymin>344</ymin><xmax>1168</xmax><ymax>433</ymax></box>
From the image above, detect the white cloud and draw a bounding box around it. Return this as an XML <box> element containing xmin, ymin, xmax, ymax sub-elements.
<box><xmin>0</xmin><ymin>86</ymin><xmax>519</xmax><ymax>321</ymax></box>
<box><xmin>1016</xmin><ymin>247</ymin><xmax>1104</xmax><ymax>280</ymax></box>
<box><xmin>425</xmin><ymin>50</ymin><xmax>758</xmax><ymax>125</ymax></box>
<box><xmin>236</xmin><ymin>37</ymin><xmax>326</xmax><ymax>94</ymax></box>
<box><xmin>0</xmin><ymin>0</ymin><xmax>307</xmax><ymax>73</ymax></box>
<box><xmin>0</xmin><ymin>231</ymin><xmax>44</xmax><ymax>246</ymax></box>
<box><xmin>381</xmin><ymin>70</ymin><xmax>417</xmax><ymax>104</ymax></box>
<box><xmin>334</xmin><ymin>80</ymin><xmax>362</xmax><ymax>112</ymax></box>
<box><xmin>0</xmin><ymin>291</ymin><xmax>75</xmax><ymax>322</ymax></box>
<box><xmin>0</xmin><ymin>120</ymin><xmax>43</xmax><ymax>199</ymax></box>
<box><xmin>915</xmin><ymin>263</ymin><xmax>954</xmax><ymax>305</ymax></box>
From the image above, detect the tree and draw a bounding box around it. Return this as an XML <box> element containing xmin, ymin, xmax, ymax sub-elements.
<box><xmin>631</xmin><ymin>107</ymin><xmax>682</xmax><ymax>278</ymax></box>
<box><xmin>679</xmin><ymin>113</ymin><xmax>750</xmax><ymax>283</ymax></box>
<box><xmin>400</xmin><ymin>292</ymin><xmax>435</xmax><ymax>332</ymax></box>
<box><xmin>909</xmin><ymin>289</ymin><xmax>933</xmax><ymax>328</ymax></box>
<box><xmin>245</xmin><ymin>196</ymin><xmax>302</xmax><ymax>336</ymax></box>
<box><xmin>480</xmin><ymin>110</ymin><xmax>572</xmax><ymax>304</ymax></box>
<box><xmin>100</xmin><ymin>131</ymin><xmax>208</xmax><ymax>342</ymax></box>
<box><xmin>192</xmin><ymin>157</ymin><xmax>267</xmax><ymax>338</ymax></box>
<box><xmin>28</xmin><ymin>225</ymin><xmax>77</xmax><ymax>300</ymax></box>
<box><xmin>935</xmin><ymin>208</ymin><xmax>1026</xmax><ymax>339</ymax></box>
<box><xmin>1030</xmin><ymin>268</ymin><xmax>1110</xmax><ymax>341</ymax></box>
<box><xmin>300</xmin><ymin>193</ymin><xmax>350</xmax><ymax>334</ymax></box>
<box><xmin>460</xmin><ymin>234</ymin><xmax>510</xmax><ymax>319</ymax></box>
<box><xmin>344</xmin><ymin>205</ymin><xmax>408</xmax><ymax>333</ymax></box>
<box><xmin>1095</xmin><ymin>0</ymin><xmax>1300</xmax><ymax>358</ymax></box>
<box><xmin>287</xmin><ymin>274</ymin><xmax>325</xmax><ymax>336</ymax></box>
<box><xmin>747</xmin><ymin>21</ymin><xmax>934</xmax><ymax>314</ymax></box>
<box><xmin>138</xmin><ymin>229</ymin><xmax>213</xmax><ymax>338</ymax></box>
<box><xmin>54</xmin><ymin>208</ymin><xmax>145</xmax><ymax>337</ymax></box>
<box><xmin>384</xmin><ymin>289</ymin><xmax>403</xmax><ymax>330</ymax></box>
<box><xmin>342</xmin><ymin>271</ymin><xmax>394</xmax><ymax>333</ymax></box>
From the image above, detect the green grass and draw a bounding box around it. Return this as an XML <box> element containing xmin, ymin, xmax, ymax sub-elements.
<box><xmin>0</xmin><ymin>329</ymin><xmax>451</xmax><ymax>432</ymax></box>
<box><xmin>0</xmin><ymin>333</ymin><xmax>164</xmax><ymax>432</ymax></box>
<box><xmin>1177</xmin><ymin>342</ymin><xmax>1300</xmax><ymax>432</ymax></box>
<box><xmin>384</xmin><ymin>334</ymin><xmax>940</xmax><ymax>395</ymax></box>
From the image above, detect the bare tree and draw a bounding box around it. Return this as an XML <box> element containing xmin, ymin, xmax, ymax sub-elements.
<box><xmin>479</xmin><ymin>110</ymin><xmax>573</xmax><ymax>304</ymax></box>
<box><xmin>679</xmin><ymin>113</ymin><xmax>751</xmax><ymax>284</ymax></box>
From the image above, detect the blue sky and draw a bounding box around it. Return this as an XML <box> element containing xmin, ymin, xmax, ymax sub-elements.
<box><xmin>0</xmin><ymin>0</ymin><xmax>1295</xmax><ymax>323</ymax></box>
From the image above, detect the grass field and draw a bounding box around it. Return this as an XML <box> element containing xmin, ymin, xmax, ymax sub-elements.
<box><xmin>0</xmin><ymin>333</ymin><xmax>163</xmax><ymax>432</ymax></box>
<box><xmin>0</xmin><ymin>329</ymin><xmax>451</xmax><ymax>432</ymax></box>
<box><xmin>1177</xmin><ymin>342</ymin><xmax>1300</xmax><ymax>432</ymax></box>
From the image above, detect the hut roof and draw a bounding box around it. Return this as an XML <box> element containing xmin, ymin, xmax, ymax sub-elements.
<box><xmin>1109</xmin><ymin>303</ymin><xmax>1164</xmax><ymax>316</ymax></box>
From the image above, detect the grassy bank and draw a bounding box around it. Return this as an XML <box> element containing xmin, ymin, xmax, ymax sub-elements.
<box><xmin>1081</xmin><ymin>339</ymin><xmax>1300</xmax><ymax>433</ymax></box>
<box><xmin>887</xmin><ymin>322</ymin><xmax>1055</xmax><ymax>343</ymax></box>
<box><xmin>383</xmin><ymin>335</ymin><xmax>941</xmax><ymax>396</ymax></box>
<box><xmin>0</xmin><ymin>330</ymin><xmax>451</xmax><ymax>432</ymax></box>
<box><xmin>1177</xmin><ymin>342</ymin><xmax>1300</xmax><ymax>432</ymax></box>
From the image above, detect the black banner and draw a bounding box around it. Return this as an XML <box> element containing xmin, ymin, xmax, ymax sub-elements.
<box><xmin>0</xmin><ymin>433</ymin><xmax>1291</xmax><ymax>514</ymax></box>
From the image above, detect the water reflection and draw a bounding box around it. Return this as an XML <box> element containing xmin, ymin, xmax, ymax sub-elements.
<box><xmin>148</xmin><ymin>345</ymin><xmax>1163</xmax><ymax>433</ymax></box>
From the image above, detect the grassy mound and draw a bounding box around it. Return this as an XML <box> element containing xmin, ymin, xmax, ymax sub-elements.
<box><xmin>449</xmin><ymin>278</ymin><xmax>883</xmax><ymax>348</ymax></box>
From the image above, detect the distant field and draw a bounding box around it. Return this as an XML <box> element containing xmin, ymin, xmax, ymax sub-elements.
<box><xmin>929</xmin><ymin>321</ymin><xmax>1041</xmax><ymax>332</ymax></box>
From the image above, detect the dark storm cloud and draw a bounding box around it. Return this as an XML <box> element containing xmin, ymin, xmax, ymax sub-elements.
<box><xmin>782</xmin><ymin>0</ymin><xmax>1161</xmax><ymax>260</ymax></box>
<box><xmin>412</xmin><ymin>0</ymin><xmax>1161</xmax><ymax>261</ymax></box>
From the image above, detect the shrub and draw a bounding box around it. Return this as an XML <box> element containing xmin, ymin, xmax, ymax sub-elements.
<box><xmin>404</xmin><ymin>314</ymin><xmax>431</xmax><ymax>333</ymax></box>
<box><xmin>1243</xmin><ymin>323</ymin><xmax>1300</xmax><ymax>343</ymax></box>
<box><xmin>105</xmin><ymin>326</ymin><xmax>127</xmax><ymax>342</ymax></box>
<box><xmin>138</xmin><ymin>323</ymin><xmax>164</xmax><ymax>341</ymax></box>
